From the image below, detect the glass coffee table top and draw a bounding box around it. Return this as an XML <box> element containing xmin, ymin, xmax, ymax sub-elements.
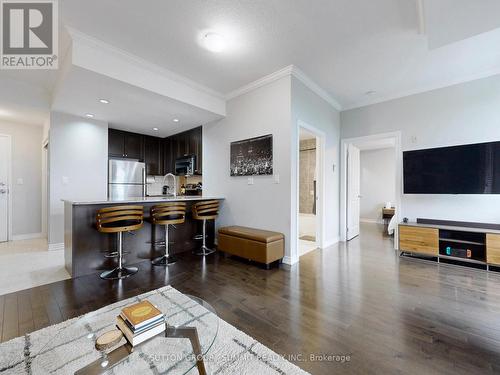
<box><xmin>30</xmin><ymin>289</ymin><xmax>219</xmax><ymax>374</ymax></box>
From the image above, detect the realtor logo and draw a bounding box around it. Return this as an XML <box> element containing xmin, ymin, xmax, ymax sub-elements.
<box><xmin>1</xmin><ymin>0</ymin><xmax>58</xmax><ymax>69</ymax></box>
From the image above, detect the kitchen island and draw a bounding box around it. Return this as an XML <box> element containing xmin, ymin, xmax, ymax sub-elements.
<box><xmin>63</xmin><ymin>196</ymin><xmax>224</xmax><ymax>278</ymax></box>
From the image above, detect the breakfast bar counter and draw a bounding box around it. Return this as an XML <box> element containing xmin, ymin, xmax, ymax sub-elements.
<box><xmin>63</xmin><ymin>196</ymin><xmax>224</xmax><ymax>278</ymax></box>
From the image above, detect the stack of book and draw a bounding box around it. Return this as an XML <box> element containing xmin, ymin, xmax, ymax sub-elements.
<box><xmin>116</xmin><ymin>300</ymin><xmax>165</xmax><ymax>346</ymax></box>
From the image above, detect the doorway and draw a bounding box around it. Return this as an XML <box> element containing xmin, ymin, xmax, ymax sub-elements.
<box><xmin>340</xmin><ymin>132</ymin><xmax>402</xmax><ymax>246</ymax></box>
<box><xmin>0</xmin><ymin>134</ymin><xmax>11</xmax><ymax>242</ymax></box>
<box><xmin>296</xmin><ymin>123</ymin><xmax>325</xmax><ymax>258</ymax></box>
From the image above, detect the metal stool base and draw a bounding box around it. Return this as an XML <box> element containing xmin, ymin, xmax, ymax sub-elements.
<box><xmin>152</xmin><ymin>254</ymin><xmax>178</xmax><ymax>266</ymax></box>
<box><xmin>194</xmin><ymin>245</ymin><xmax>216</xmax><ymax>256</ymax></box>
<box><xmin>100</xmin><ymin>266</ymin><xmax>138</xmax><ymax>280</ymax></box>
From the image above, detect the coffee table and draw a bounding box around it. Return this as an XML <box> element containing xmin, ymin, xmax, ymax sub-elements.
<box><xmin>32</xmin><ymin>293</ymin><xmax>219</xmax><ymax>375</ymax></box>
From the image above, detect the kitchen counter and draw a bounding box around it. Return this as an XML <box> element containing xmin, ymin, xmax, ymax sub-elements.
<box><xmin>63</xmin><ymin>195</ymin><xmax>224</xmax><ymax>205</ymax></box>
<box><xmin>63</xmin><ymin>196</ymin><xmax>224</xmax><ymax>278</ymax></box>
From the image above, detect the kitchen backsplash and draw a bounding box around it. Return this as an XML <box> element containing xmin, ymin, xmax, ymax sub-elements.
<box><xmin>147</xmin><ymin>175</ymin><xmax>202</xmax><ymax>196</ymax></box>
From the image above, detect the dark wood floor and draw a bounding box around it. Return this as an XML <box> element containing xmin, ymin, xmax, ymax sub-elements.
<box><xmin>3</xmin><ymin>223</ymin><xmax>500</xmax><ymax>374</ymax></box>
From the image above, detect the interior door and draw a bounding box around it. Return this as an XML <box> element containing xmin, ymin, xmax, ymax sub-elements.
<box><xmin>0</xmin><ymin>136</ymin><xmax>9</xmax><ymax>242</ymax></box>
<box><xmin>347</xmin><ymin>144</ymin><xmax>361</xmax><ymax>240</ymax></box>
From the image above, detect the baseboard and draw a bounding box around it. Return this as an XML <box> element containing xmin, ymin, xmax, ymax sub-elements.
<box><xmin>48</xmin><ymin>242</ymin><xmax>64</xmax><ymax>251</ymax></box>
<box><xmin>12</xmin><ymin>232</ymin><xmax>44</xmax><ymax>241</ymax></box>
<box><xmin>282</xmin><ymin>256</ymin><xmax>298</xmax><ymax>265</ymax></box>
<box><xmin>323</xmin><ymin>237</ymin><xmax>339</xmax><ymax>248</ymax></box>
<box><xmin>360</xmin><ymin>218</ymin><xmax>383</xmax><ymax>224</ymax></box>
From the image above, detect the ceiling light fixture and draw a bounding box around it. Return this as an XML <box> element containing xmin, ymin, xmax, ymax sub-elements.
<box><xmin>202</xmin><ymin>32</ymin><xmax>227</xmax><ymax>53</ymax></box>
<box><xmin>173</xmin><ymin>118</ymin><xmax>180</xmax><ymax>123</ymax></box>
<box><xmin>99</xmin><ymin>99</ymin><xmax>110</xmax><ymax>104</ymax></box>
<box><xmin>365</xmin><ymin>90</ymin><xmax>376</xmax><ymax>95</ymax></box>
<box><xmin>152</xmin><ymin>127</ymin><xmax>159</xmax><ymax>131</ymax></box>
<box><xmin>85</xmin><ymin>113</ymin><xmax>95</xmax><ymax>118</ymax></box>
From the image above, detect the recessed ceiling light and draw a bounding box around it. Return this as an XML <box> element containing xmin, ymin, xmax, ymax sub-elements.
<box><xmin>99</xmin><ymin>99</ymin><xmax>110</xmax><ymax>104</ymax></box>
<box><xmin>202</xmin><ymin>32</ymin><xmax>227</xmax><ymax>53</ymax></box>
<box><xmin>85</xmin><ymin>113</ymin><xmax>95</xmax><ymax>118</ymax></box>
<box><xmin>152</xmin><ymin>127</ymin><xmax>159</xmax><ymax>131</ymax></box>
<box><xmin>173</xmin><ymin>118</ymin><xmax>180</xmax><ymax>123</ymax></box>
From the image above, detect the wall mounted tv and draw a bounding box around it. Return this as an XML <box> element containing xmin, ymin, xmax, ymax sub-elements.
<box><xmin>403</xmin><ymin>141</ymin><xmax>500</xmax><ymax>194</ymax></box>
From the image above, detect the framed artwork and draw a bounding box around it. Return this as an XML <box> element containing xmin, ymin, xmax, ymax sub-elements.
<box><xmin>230</xmin><ymin>134</ymin><xmax>273</xmax><ymax>176</ymax></box>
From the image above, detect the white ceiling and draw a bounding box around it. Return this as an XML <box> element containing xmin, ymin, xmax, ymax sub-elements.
<box><xmin>60</xmin><ymin>0</ymin><xmax>500</xmax><ymax>109</ymax></box>
<box><xmin>52</xmin><ymin>66</ymin><xmax>223</xmax><ymax>137</ymax></box>
<box><xmin>1</xmin><ymin>0</ymin><xmax>500</xmax><ymax>128</ymax></box>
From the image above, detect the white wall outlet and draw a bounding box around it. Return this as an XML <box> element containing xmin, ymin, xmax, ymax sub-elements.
<box><xmin>16</xmin><ymin>178</ymin><xmax>24</xmax><ymax>185</ymax></box>
<box><xmin>274</xmin><ymin>173</ymin><xmax>280</xmax><ymax>184</ymax></box>
<box><xmin>410</xmin><ymin>135</ymin><xmax>417</xmax><ymax>144</ymax></box>
<box><xmin>62</xmin><ymin>176</ymin><xmax>69</xmax><ymax>185</ymax></box>
<box><xmin>247</xmin><ymin>177</ymin><xmax>254</xmax><ymax>185</ymax></box>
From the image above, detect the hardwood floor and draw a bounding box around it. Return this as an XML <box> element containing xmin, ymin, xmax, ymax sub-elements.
<box><xmin>2</xmin><ymin>223</ymin><xmax>500</xmax><ymax>374</ymax></box>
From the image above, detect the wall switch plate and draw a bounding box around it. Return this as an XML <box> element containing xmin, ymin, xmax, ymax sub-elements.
<box><xmin>16</xmin><ymin>178</ymin><xmax>23</xmax><ymax>185</ymax></box>
<box><xmin>62</xmin><ymin>176</ymin><xmax>69</xmax><ymax>185</ymax></box>
<box><xmin>247</xmin><ymin>177</ymin><xmax>254</xmax><ymax>185</ymax></box>
<box><xmin>274</xmin><ymin>173</ymin><xmax>280</xmax><ymax>184</ymax></box>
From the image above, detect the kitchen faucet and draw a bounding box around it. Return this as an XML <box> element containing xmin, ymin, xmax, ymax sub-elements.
<box><xmin>162</xmin><ymin>173</ymin><xmax>177</xmax><ymax>198</ymax></box>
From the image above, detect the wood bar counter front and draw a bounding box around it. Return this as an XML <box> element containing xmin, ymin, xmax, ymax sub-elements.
<box><xmin>63</xmin><ymin>197</ymin><xmax>224</xmax><ymax>278</ymax></box>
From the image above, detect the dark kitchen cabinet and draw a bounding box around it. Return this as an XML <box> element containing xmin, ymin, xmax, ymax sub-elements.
<box><xmin>190</xmin><ymin>126</ymin><xmax>202</xmax><ymax>174</ymax></box>
<box><xmin>144</xmin><ymin>136</ymin><xmax>162</xmax><ymax>175</ymax></box>
<box><xmin>162</xmin><ymin>126</ymin><xmax>203</xmax><ymax>175</ymax></box>
<box><xmin>108</xmin><ymin>129</ymin><xmax>144</xmax><ymax>160</ymax></box>
<box><xmin>108</xmin><ymin>129</ymin><xmax>126</xmax><ymax>157</ymax></box>
<box><xmin>124</xmin><ymin>132</ymin><xmax>144</xmax><ymax>159</ymax></box>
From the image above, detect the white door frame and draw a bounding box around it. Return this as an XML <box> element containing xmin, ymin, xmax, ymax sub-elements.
<box><xmin>292</xmin><ymin>120</ymin><xmax>325</xmax><ymax>263</ymax></box>
<box><xmin>340</xmin><ymin>131</ymin><xmax>402</xmax><ymax>247</ymax></box>
<box><xmin>0</xmin><ymin>134</ymin><xmax>12</xmax><ymax>241</ymax></box>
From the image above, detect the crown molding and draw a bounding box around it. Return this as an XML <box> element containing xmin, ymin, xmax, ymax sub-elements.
<box><xmin>290</xmin><ymin>66</ymin><xmax>342</xmax><ymax>111</ymax></box>
<box><xmin>343</xmin><ymin>65</ymin><xmax>500</xmax><ymax>111</ymax></box>
<box><xmin>225</xmin><ymin>65</ymin><xmax>294</xmax><ymax>100</ymax></box>
<box><xmin>226</xmin><ymin>65</ymin><xmax>343</xmax><ymax>111</ymax></box>
<box><xmin>66</xmin><ymin>27</ymin><xmax>225</xmax><ymax>100</ymax></box>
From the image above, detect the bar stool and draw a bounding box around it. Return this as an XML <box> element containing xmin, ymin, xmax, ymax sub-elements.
<box><xmin>96</xmin><ymin>205</ymin><xmax>144</xmax><ymax>280</ymax></box>
<box><xmin>192</xmin><ymin>200</ymin><xmax>220</xmax><ymax>256</ymax></box>
<box><xmin>151</xmin><ymin>202</ymin><xmax>187</xmax><ymax>266</ymax></box>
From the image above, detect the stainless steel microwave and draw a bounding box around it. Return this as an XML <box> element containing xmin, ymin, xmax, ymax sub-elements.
<box><xmin>175</xmin><ymin>155</ymin><xmax>196</xmax><ymax>175</ymax></box>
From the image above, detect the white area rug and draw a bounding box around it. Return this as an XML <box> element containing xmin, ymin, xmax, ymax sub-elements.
<box><xmin>0</xmin><ymin>286</ymin><xmax>309</xmax><ymax>375</ymax></box>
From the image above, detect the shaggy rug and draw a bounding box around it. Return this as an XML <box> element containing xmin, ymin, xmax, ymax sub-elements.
<box><xmin>0</xmin><ymin>286</ymin><xmax>309</xmax><ymax>374</ymax></box>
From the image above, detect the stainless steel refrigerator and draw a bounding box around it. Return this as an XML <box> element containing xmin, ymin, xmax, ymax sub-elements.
<box><xmin>108</xmin><ymin>159</ymin><xmax>146</xmax><ymax>200</ymax></box>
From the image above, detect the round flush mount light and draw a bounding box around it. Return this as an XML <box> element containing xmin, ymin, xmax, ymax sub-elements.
<box><xmin>173</xmin><ymin>118</ymin><xmax>180</xmax><ymax>123</ymax></box>
<box><xmin>85</xmin><ymin>113</ymin><xmax>95</xmax><ymax>118</ymax></box>
<box><xmin>365</xmin><ymin>90</ymin><xmax>376</xmax><ymax>95</ymax></box>
<box><xmin>99</xmin><ymin>99</ymin><xmax>110</xmax><ymax>104</ymax></box>
<box><xmin>152</xmin><ymin>127</ymin><xmax>159</xmax><ymax>131</ymax></box>
<box><xmin>202</xmin><ymin>32</ymin><xmax>227</xmax><ymax>53</ymax></box>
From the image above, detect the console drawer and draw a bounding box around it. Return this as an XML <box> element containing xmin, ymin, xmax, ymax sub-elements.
<box><xmin>486</xmin><ymin>233</ymin><xmax>500</xmax><ymax>265</ymax></box>
<box><xmin>399</xmin><ymin>226</ymin><xmax>439</xmax><ymax>256</ymax></box>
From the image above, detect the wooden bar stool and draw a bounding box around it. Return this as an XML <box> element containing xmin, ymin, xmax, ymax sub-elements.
<box><xmin>151</xmin><ymin>202</ymin><xmax>186</xmax><ymax>266</ymax></box>
<box><xmin>192</xmin><ymin>200</ymin><xmax>219</xmax><ymax>256</ymax></box>
<box><xmin>96</xmin><ymin>205</ymin><xmax>144</xmax><ymax>280</ymax></box>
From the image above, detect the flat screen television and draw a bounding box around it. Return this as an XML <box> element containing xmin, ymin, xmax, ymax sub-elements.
<box><xmin>403</xmin><ymin>141</ymin><xmax>500</xmax><ymax>194</ymax></box>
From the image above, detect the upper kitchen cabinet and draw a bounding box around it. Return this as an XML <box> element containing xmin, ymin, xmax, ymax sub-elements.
<box><xmin>163</xmin><ymin>126</ymin><xmax>202</xmax><ymax>175</ymax></box>
<box><xmin>144</xmin><ymin>136</ymin><xmax>162</xmax><ymax>175</ymax></box>
<box><xmin>108</xmin><ymin>129</ymin><xmax>144</xmax><ymax>160</ymax></box>
<box><xmin>190</xmin><ymin>126</ymin><xmax>202</xmax><ymax>174</ymax></box>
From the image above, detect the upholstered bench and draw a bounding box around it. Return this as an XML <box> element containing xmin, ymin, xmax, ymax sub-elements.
<box><xmin>217</xmin><ymin>226</ymin><xmax>284</xmax><ymax>269</ymax></box>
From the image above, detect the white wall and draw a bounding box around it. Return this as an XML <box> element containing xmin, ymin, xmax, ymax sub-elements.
<box><xmin>360</xmin><ymin>148</ymin><xmax>396</xmax><ymax>223</ymax></box>
<box><xmin>48</xmin><ymin>112</ymin><xmax>108</xmax><ymax>247</ymax></box>
<box><xmin>341</xmin><ymin>74</ymin><xmax>500</xmax><ymax>224</ymax></box>
<box><xmin>0</xmin><ymin>121</ymin><xmax>43</xmax><ymax>238</ymax></box>
<box><xmin>203</xmin><ymin>76</ymin><xmax>293</xmax><ymax>259</ymax></box>
<box><xmin>292</xmin><ymin>77</ymin><xmax>341</xmax><ymax>249</ymax></box>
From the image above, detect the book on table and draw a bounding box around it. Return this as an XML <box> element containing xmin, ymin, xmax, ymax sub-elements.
<box><xmin>116</xmin><ymin>300</ymin><xmax>165</xmax><ymax>346</ymax></box>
